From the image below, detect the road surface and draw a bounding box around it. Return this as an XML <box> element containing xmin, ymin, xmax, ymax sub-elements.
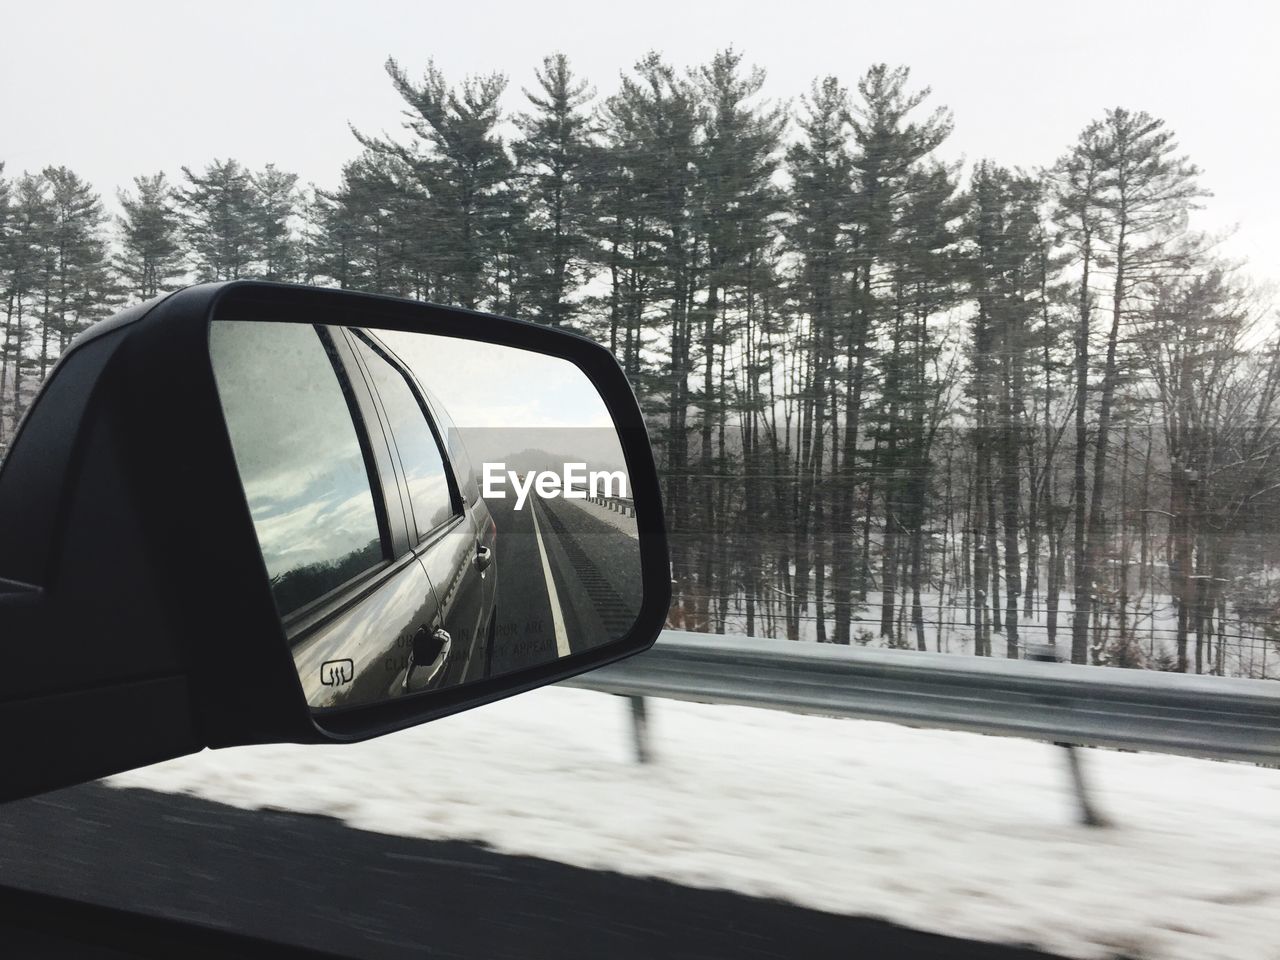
<box><xmin>486</xmin><ymin>493</ymin><xmax>642</xmax><ymax>677</ymax></box>
<box><xmin>0</xmin><ymin>783</ymin><xmax>1067</xmax><ymax>960</ymax></box>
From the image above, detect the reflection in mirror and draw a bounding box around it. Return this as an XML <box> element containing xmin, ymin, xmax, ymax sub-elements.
<box><xmin>209</xmin><ymin>320</ymin><xmax>642</xmax><ymax>713</ymax></box>
<box><xmin>208</xmin><ymin>321</ymin><xmax>386</xmax><ymax>614</ymax></box>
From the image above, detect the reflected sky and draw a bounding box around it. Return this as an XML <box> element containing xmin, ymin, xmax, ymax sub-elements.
<box><xmin>351</xmin><ymin>334</ymin><xmax>454</xmax><ymax>535</ymax></box>
<box><xmin>378</xmin><ymin>331</ymin><xmax>629</xmax><ymax>473</ymax></box>
<box><xmin>210</xmin><ymin>320</ymin><xmax>383</xmax><ymax>600</ymax></box>
<box><xmin>379</xmin><ymin>331</ymin><xmax>615</xmax><ymax>430</ymax></box>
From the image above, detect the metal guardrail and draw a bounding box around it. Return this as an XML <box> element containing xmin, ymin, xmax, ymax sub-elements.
<box><xmin>564</xmin><ymin>630</ymin><xmax>1280</xmax><ymax>765</ymax></box>
<box><xmin>585</xmin><ymin>493</ymin><xmax>635</xmax><ymax>516</ymax></box>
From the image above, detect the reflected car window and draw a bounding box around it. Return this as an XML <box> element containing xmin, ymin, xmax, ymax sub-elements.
<box><xmin>422</xmin><ymin>383</ymin><xmax>479</xmax><ymax>506</ymax></box>
<box><xmin>352</xmin><ymin>334</ymin><xmax>456</xmax><ymax>539</ymax></box>
<box><xmin>210</xmin><ymin>320</ymin><xmax>385</xmax><ymax>616</ymax></box>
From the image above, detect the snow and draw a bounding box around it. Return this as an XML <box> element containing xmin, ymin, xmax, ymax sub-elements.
<box><xmin>107</xmin><ymin>686</ymin><xmax>1280</xmax><ymax>959</ymax></box>
<box><xmin>719</xmin><ymin>589</ymin><xmax>1279</xmax><ymax>679</ymax></box>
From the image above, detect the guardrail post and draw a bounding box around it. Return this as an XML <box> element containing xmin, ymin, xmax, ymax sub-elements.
<box><xmin>1025</xmin><ymin>643</ymin><xmax>1109</xmax><ymax>828</ymax></box>
<box><xmin>1061</xmin><ymin>744</ymin><xmax>1108</xmax><ymax>828</ymax></box>
<box><xmin>628</xmin><ymin>695</ymin><xmax>652</xmax><ymax>764</ymax></box>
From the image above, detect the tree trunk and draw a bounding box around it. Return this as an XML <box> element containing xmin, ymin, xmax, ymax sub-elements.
<box><xmin>1070</xmin><ymin>236</ymin><xmax>1094</xmax><ymax>664</ymax></box>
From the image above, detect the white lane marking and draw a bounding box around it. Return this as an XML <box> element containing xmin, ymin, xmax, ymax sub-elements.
<box><xmin>530</xmin><ymin>498</ymin><xmax>571</xmax><ymax>658</ymax></box>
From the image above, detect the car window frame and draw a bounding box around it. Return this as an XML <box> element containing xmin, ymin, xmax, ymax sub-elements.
<box><xmin>209</xmin><ymin>320</ymin><xmax>398</xmax><ymax>634</ymax></box>
<box><xmin>343</xmin><ymin>328</ymin><xmax>466</xmax><ymax>547</ymax></box>
<box><xmin>321</xmin><ymin>326</ymin><xmax>416</xmax><ymax>559</ymax></box>
<box><xmin>267</xmin><ymin>324</ymin><xmax>418</xmax><ymax>643</ymax></box>
<box><xmin>420</xmin><ymin>380</ymin><xmax>481</xmax><ymax>509</ymax></box>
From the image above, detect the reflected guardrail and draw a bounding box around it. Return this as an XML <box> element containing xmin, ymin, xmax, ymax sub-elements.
<box><xmin>562</xmin><ymin>630</ymin><xmax>1280</xmax><ymax>765</ymax></box>
<box><xmin>583</xmin><ymin>492</ymin><xmax>635</xmax><ymax>517</ymax></box>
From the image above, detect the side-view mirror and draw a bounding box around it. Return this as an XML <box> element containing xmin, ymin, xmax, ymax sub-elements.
<box><xmin>0</xmin><ymin>281</ymin><xmax>670</xmax><ymax>802</ymax></box>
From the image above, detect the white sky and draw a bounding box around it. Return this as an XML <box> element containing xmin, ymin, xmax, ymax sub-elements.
<box><xmin>4</xmin><ymin>0</ymin><xmax>1278</xmax><ymax>281</ymax></box>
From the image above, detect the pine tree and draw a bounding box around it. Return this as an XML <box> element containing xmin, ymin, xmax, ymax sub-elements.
<box><xmin>691</xmin><ymin>49</ymin><xmax>785</xmax><ymax>636</ymax></box>
<box><xmin>513</xmin><ymin>53</ymin><xmax>596</xmax><ymax>327</ymax></box>
<box><xmin>1025</xmin><ymin>198</ymin><xmax>1071</xmax><ymax>646</ymax></box>
<box><xmin>600</xmin><ymin>53</ymin><xmax>703</xmax><ymax>620</ymax></box>
<box><xmin>0</xmin><ymin>164</ymin><xmax>13</xmax><ymax>447</ymax></box>
<box><xmin>356</xmin><ymin>58</ymin><xmax>514</xmax><ymax>310</ymax></box>
<box><xmin>1049</xmin><ymin>121</ymin><xmax>1109</xmax><ymax>664</ymax></box>
<box><xmin>584</xmin><ymin>99</ymin><xmax>663</xmax><ymax>373</ymax></box>
<box><xmin>253</xmin><ymin>164</ymin><xmax>300</xmax><ymax>282</ymax></box>
<box><xmin>1137</xmin><ymin>269</ymin><xmax>1272</xmax><ymax>674</ymax></box>
<box><xmin>117</xmin><ymin>172</ymin><xmax>184</xmax><ymax>299</ymax></box>
<box><xmin>784</xmin><ymin>75</ymin><xmax>854</xmax><ymax>641</ymax></box>
<box><xmin>0</xmin><ymin>165</ymin><xmax>9</xmax><ymax>262</ymax></box>
<box><xmin>1052</xmin><ymin>110</ymin><xmax>1203</xmax><ymax>665</ymax></box>
<box><xmin>39</xmin><ymin>166</ymin><xmax>115</xmax><ymax>366</ymax></box>
<box><xmin>845</xmin><ymin>64</ymin><xmax>953</xmax><ymax>644</ymax></box>
<box><xmin>179</xmin><ymin>159</ymin><xmax>260</xmax><ymax>281</ymax></box>
<box><xmin>313</xmin><ymin>153</ymin><xmax>421</xmax><ymax>296</ymax></box>
<box><xmin>890</xmin><ymin>161</ymin><xmax>962</xmax><ymax>651</ymax></box>
<box><xmin>296</xmin><ymin>186</ymin><xmax>325</xmax><ymax>285</ymax></box>
<box><xmin>965</xmin><ymin>162</ymin><xmax>1041</xmax><ymax>657</ymax></box>
<box><xmin>1084</xmin><ymin>109</ymin><xmax>1203</xmax><ymax>666</ymax></box>
<box><xmin>1</xmin><ymin>173</ymin><xmax>50</xmax><ymax>437</ymax></box>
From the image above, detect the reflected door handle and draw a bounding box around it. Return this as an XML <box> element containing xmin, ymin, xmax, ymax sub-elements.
<box><xmin>405</xmin><ymin>626</ymin><xmax>452</xmax><ymax>689</ymax></box>
<box><xmin>475</xmin><ymin>544</ymin><xmax>493</xmax><ymax>572</ymax></box>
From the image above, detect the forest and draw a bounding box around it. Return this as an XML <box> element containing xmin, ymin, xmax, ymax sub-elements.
<box><xmin>2</xmin><ymin>50</ymin><xmax>1278</xmax><ymax>678</ymax></box>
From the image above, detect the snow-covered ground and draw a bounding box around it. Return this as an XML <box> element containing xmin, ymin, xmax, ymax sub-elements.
<box><xmin>716</xmin><ymin>589</ymin><xmax>1279</xmax><ymax>679</ymax></box>
<box><xmin>108</xmin><ymin>686</ymin><xmax>1280</xmax><ymax>960</ymax></box>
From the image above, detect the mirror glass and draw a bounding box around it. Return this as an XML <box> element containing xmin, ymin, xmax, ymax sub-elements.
<box><xmin>208</xmin><ymin>319</ymin><xmax>642</xmax><ymax>711</ymax></box>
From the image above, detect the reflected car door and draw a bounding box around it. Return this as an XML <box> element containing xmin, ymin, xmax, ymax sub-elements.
<box><xmin>342</xmin><ymin>330</ymin><xmax>492</xmax><ymax>688</ymax></box>
<box><xmin>281</xmin><ymin>325</ymin><xmax>448</xmax><ymax>709</ymax></box>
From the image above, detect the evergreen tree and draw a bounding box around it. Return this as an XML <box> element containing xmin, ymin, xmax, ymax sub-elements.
<box><xmin>39</xmin><ymin>166</ymin><xmax>115</xmax><ymax>367</ymax></box>
<box><xmin>783</xmin><ymin>75</ymin><xmax>854</xmax><ymax>641</ymax></box>
<box><xmin>965</xmin><ymin>162</ymin><xmax>1042</xmax><ymax>657</ymax></box>
<box><xmin>1138</xmin><ymin>269</ymin><xmax>1280</xmax><ymax>674</ymax></box>
<box><xmin>513</xmin><ymin>53</ymin><xmax>596</xmax><ymax>327</ymax></box>
<box><xmin>0</xmin><ymin>165</ymin><xmax>9</xmax><ymax>264</ymax></box>
<box><xmin>846</xmin><ymin>64</ymin><xmax>953</xmax><ymax>644</ymax></box>
<box><xmin>601</xmin><ymin>53</ymin><xmax>703</xmax><ymax>620</ymax></box>
<box><xmin>179</xmin><ymin>159</ymin><xmax>260</xmax><ymax>281</ymax></box>
<box><xmin>1083</xmin><ymin>109</ymin><xmax>1203</xmax><ymax>667</ymax></box>
<box><xmin>296</xmin><ymin>186</ymin><xmax>325</xmax><ymax>285</ymax></box>
<box><xmin>1052</xmin><ymin>110</ymin><xmax>1203</xmax><ymax>665</ymax></box>
<box><xmin>1049</xmin><ymin>121</ymin><xmax>1109</xmax><ymax>665</ymax></box>
<box><xmin>0</xmin><ymin>164</ymin><xmax>13</xmax><ymax>446</ymax></box>
<box><xmin>1</xmin><ymin>173</ymin><xmax>50</xmax><ymax>436</ymax></box>
<box><xmin>691</xmin><ymin>49</ymin><xmax>785</xmax><ymax>635</ymax></box>
<box><xmin>314</xmin><ymin>153</ymin><xmax>417</xmax><ymax>296</ymax></box>
<box><xmin>583</xmin><ymin>95</ymin><xmax>664</xmax><ymax>373</ymax></box>
<box><xmin>253</xmin><ymin>164</ymin><xmax>301</xmax><ymax>282</ymax></box>
<box><xmin>356</xmin><ymin>58</ymin><xmax>514</xmax><ymax>310</ymax></box>
<box><xmin>117</xmin><ymin>172</ymin><xmax>185</xmax><ymax>299</ymax></box>
<box><xmin>887</xmin><ymin>160</ymin><xmax>962</xmax><ymax>651</ymax></box>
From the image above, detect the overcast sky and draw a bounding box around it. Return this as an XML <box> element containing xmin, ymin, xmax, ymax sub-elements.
<box><xmin>4</xmin><ymin>0</ymin><xmax>1277</xmax><ymax>281</ymax></box>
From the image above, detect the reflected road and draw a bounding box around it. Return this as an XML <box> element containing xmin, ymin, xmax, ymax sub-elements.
<box><xmin>486</xmin><ymin>493</ymin><xmax>642</xmax><ymax>677</ymax></box>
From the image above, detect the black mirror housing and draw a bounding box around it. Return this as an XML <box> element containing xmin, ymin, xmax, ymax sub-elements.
<box><xmin>0</xmin><ymin>282</ymin><xmax>670</xmax><ymax>802</ymax></box>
